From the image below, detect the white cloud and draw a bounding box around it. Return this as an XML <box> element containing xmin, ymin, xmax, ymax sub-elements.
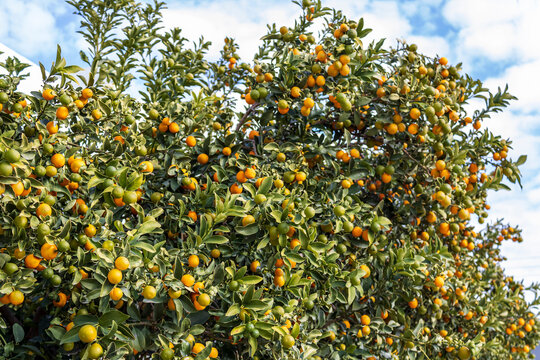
<box><xmin>162</xmin><ymin>0</ymin><xmax>298</xmax><ymax>61</ymax></box>
<box><xmin>0</xmin><ymin>1</ymin><xmax>60</xmax><ymax>58</ymax></box>
<box><xmin>162</xmin><ymin>0</ymin><xmax>450</xmax><ymax>65</ymax></box>
<box><xmin>484</xmin><ymin>60</ymin><xmax>540</xmax><ymax>114</ymax></box>
<box><xmin>443</xmin><ymin>0</ymin><xmax>540</xmax><ymax>64</ymax></box>
<box><xmin>407</xmin><ymin>35</ymin><xmax>449</xmax><ymax>57</ymax></box>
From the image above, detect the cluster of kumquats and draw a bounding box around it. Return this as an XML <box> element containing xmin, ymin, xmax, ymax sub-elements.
<box><xmin>0</xmin><ymin>0</ymin><xmax>538</xmax><ymax>359</ymax></box>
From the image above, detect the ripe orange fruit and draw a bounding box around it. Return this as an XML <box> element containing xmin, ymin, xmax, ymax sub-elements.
<box><xmin>140</xmin><ymin>161</ymin><xmax>154</xmax><ymax>173</ymax></box>
<box><xmin>169</xmin><ymin>122</ymin><xmax>179</xmax><ymax>133</ymax></box>
<box><xmin>42</xmin><ymin>89</ymin><xmax>56</xmax><ymax>101</ymax></box>
<box><xmin>386</xmin><ymin>123</ymin><xmax>398</xmax><ymax>135</ymax></box>
<box><xmin>244</xmin><ymin>168</ymin><xmax>256</xmax><ymax>179</ymax></box>
<box><xmin>435</xmin><ymin>160</ymin><xmax>446</xmax><ymax>171</ymax></box>
<box><xmin>304</xmin><ymin>97</ymin><xmax>315</xmax><ymax>108</ymax></box>
<box><xmin>248</xmin><ymin>130</ymin><xmax>259</xmax><ymax>139</ymax></box>
<box><xmin>142</xmin><ymin>285</ymin><xmax>157</xmax><ymax>299</ymax></box>
<box><xmin>115</xmin><ymin>256</ymin><xmax>130</xmax><ymax>270</ymax></box>
<box><xmin>78</xmin><ymin>324</ymin><xmax>97</xmax><ymax>343</ymax></box>
<box><xmin>56</xmin><ymin>106</ymin><xmax>69</xmax><ymax>120</ymax></box>
<box><xmin>36</xmin><ymin>203</ymin><xmax>52</xmax><ymax>217</ymax></box>
<box><xmin>158</xmin><ymin>122</ymin><xmax>169</xmax><ymax>133</ymax></box>
<box><xmin>197</xmin><ymin>153</ymin><xmax>209</xmax><ymax>164</ymax></box>
<box><xmin>46</xmin><ymin>121</ymin><xmax>58</xmax><ymax>135</ymax></box>
<box><xmin>40</xmin><ymin>243</ymin><xmax>58</xmax><ymax>260</ymax></box>
<box><xmin>340</xmin><ymin>64</ymin><xmax>350</xmax><ymax>76</ymax></box>
<box><xmin>181</xmin><ymin>274</ymin><xmax>195</xmax><ymax>287</ymax></box>
<box><xmin>192</xmin><ymin>343</ymin><xmax>205</xmax><ymax>354</ymax></box>
<box><xmin>274</xmin><ymin>275</ymin><xmax>285</xmax><ymax>287</ymax></box>
<box><xmin>408</xmin><ymin>298</ymin><xmax>418</xmax><ymax>309</ymax></box>
<box><xmin>51</xmin><ymin>153</ymin><xmax>65</xmax><ymax>168</ymax></box>
<box><xmin>242</xmin><ymin>215</ymin><xmax>255</xmax><ymax>226</ymax></box>
<box><xmin>230</xmin><ymin>183</ymin><xmax>243</xmax><ymax>194</ymax></box>
<box><xmin>381</xmin><ymin>173</ymin><xmax>392</xmax><ymax>183</ymax></box>
<box><xmin>250</xmin><ymin>260</ymin><xmax>260</xmax><ymax>272</ymax></box>
<box><xmin>408</xmin><ymin>123</ymin><xmax>419</xmax><ymax>135</ymax></box>
<box><xmin>85</xmin><ymin>224</ymin><xmax>97</xmax><ymax>237</ymax></box>
<box><xmin>110</xmin><ymin>287</ymin><xmax>123</xmax><ymax>301</ymax></box>
<box><xmin>341</xmin><ymin>179</ymin><xmax>352</xmax><ymax>189</ymax></box>
<box><xmin>409</xmin><ymin>108</ymin><xmax>421</xmax><ymax>120</ymax></box>
<box><xmin>291</xmin><ymin>86</ymin><xmax>301</xmax><ymax>98</ymax></box>
<box><xmin>70</xmin><ymin>158</ymin><xmax>85</xmax><ymax>173</ymax></box>
<box><xmin>108</xmin><ymin>268</ymin><xmax>123</xmax><ymax>284</ymax></box>
<box><xmin>11</xmin><ymin>181</ymin><xmax>24</xmax><ymax>196</ymax></box>
<box><xmin>9</xmin><ymin>290</ymin><xmax>24</xmax><ymax>305</ymax></box>
<box><xmin>434</xmin><ymin>276</ymin><xmax>444</xmax><ymax>288</ymax></box>
<box><xmin>361</xmin><ymin>315</ymin><xmax>371</xmax><ymax>325</ymax></box>
<box><xmin>91</xmin><ymin>109</ymin><xmax>102</xmax><ymax>120</ymax></box>
<box><xmin>188</xmin><ymin>254</ymin><xmax>200</xmax><ymax>268</ymax></box>
<box><xmin>81</xmin><ymin>88</ymin><xmax>93</xmax><ymax>99</ymax></box>
<box><xmin>25</xmin><ymin>254</ymin><xmax>41</xmax><ymax>269</ymax></box>
<box><xmin>53</xmin><ymin>292</ymin><xmax>67</xmax><ymax>307</ymax></box>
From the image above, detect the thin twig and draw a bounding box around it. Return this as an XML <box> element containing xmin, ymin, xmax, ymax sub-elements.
<box><xmin>235</xmin><ymin>103</ymin><xmax>260</xmax><ymax>132</ymax></box>
<box><xmin>403</xmin><ymin>148</ymin><xmax>430</xmax><ymax>172</ymax></box>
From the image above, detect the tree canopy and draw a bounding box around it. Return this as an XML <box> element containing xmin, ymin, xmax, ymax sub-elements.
<box><xmin>0</xmin><ymin>0</ymin><xmax>538</xmax><ymax>359</ymax></box>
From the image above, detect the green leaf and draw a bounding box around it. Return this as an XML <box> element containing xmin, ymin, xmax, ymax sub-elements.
<box><xmin>13</xmin><ymin>323</ymin><xmax>24</xmax><ymax>343</ymax></box>
<box><xmin>62</xmin><ymin>65</ymin><xmax>84</xmax><ymax>74</ymax></box>
<box><xmin>126</xmin><ymin>173</ymin><xmax>144</xmax><ymax>191</ymax></box>
<box><xmin>204</xmin><ymin>235</ymin><xmax>229</xmax><ymax>244</ymax></box>
<box><xmin>45</xmin><ymin>325</ymin><xmax>65</xmax><ymax>341</ymax></box>
<box><xmin>515</xmin><ymin>154</ymin><xmax>527</xmax><ymax>166</ymax></box>
<box><xmin>60</xmin><ymin>327</ymin><xmax>82</xmax><ymax>344</ymax></box>
<box><xmin>239</xmin><ymin>275</ymin><xmax>263</xmax><ymax>285</ymax></box>
<box><xmin>356</xmin><ymin>97</ymin><xmax>371</xmax><ymax>106</ymax></box>
<box><xmin>236</xmin><ymin>224</ymin><xmax>260</xmax><ymax>236</ymax></box>
<box><xmin>87</xmin><ymin>176</ymin><xmax>104</xmax><ymax>189</ymax></box>
<box><xmin>132</xmin><ymin>241</ymin><xmax>156</xmax><ymax>253</ymax></box>
<box><xmin>244</xmin><ymin>300</ymin><xmax>270</xmax><ymax>311</ymax></box>
<box><xmin>225</xmin><ymin>304</ymin><xmax>241</xmax><ymax>316</ymax></box>
<box><xmin>249</xmin><ymin>335</ymin><xmax>258</xmax><ymax>355</ymax></box>
<box><xmin>99</xmin><ymin>310</ymin><xmax>130</xmax><ymax>326</ymax></box>
<box><xmin>230</xmin><ymin>324</ymin><xmax>245</xmax><ymax>335</ymax></box>
<box><xmin>136</xmin><ymin>221</ymin><xmax>162</xmax><ymax>235</ymax></box>
<box><xmin>257</xmin><ymin>177</ymin><xmax>273</xmax><ymax>195</ymax></box>
<box><xmin>99</xmin><ymin>280</ymin><xmax>114</xmax><ymax>298</ymax></box>
<box><xmin>101</xmin><ymin>320</ymin><xmax>118</xmax><ymax>341</ymax></box>
<box><xmin>194</xmin><ymin>345</ymin><xmax>212</xmax><ymax>360</ymax></box>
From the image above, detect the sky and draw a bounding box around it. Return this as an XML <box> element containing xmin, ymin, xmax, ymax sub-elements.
<box><xmin>1</xmin><ymin>0</ymin><xmax>539</xmax><ymax>286</ymax></box>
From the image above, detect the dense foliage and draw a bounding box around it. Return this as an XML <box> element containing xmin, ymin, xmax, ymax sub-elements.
<box><xmin>0</xmin><ymin>0</ymin><xmax>538</xmax><ymax>359</ymax></box>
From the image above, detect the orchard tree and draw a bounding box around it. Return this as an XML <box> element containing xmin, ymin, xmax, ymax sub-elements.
<box><xmin>0</xmin><ymin>0</ymin><xmax>539</xmax><ymax>359</ymax></box>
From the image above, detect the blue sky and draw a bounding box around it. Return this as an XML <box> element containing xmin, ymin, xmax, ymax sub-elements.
<box><xmin>1</xmin><ymin>0</ymin><xmax>540</xmax><ymax>285</ymax></box>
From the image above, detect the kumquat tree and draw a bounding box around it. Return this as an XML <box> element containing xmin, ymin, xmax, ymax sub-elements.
<box><xmin>0</xmin><ymin>0</ymin><xmax>539</xmax><ymax>359</ymax></box>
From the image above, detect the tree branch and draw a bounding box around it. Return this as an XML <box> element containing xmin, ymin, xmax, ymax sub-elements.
<box><xmin>235</xmin><ymin>103</ymin><xmax>260</xmax><ymax>132</ymax></box>
<box><xmin>403</xmin><ymin>148</ymin><xmax>430</xmax><ymax>173</ymax></box>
